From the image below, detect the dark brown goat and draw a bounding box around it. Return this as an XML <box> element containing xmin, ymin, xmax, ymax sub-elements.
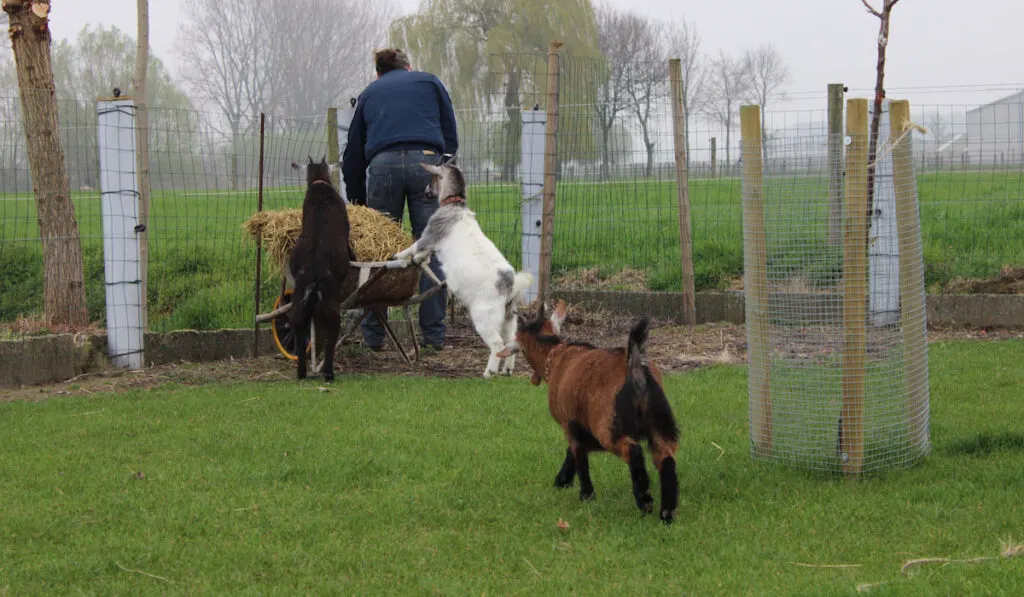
<box><xmin>512</xmin><ymin>300</ymin><xmax>680</xmax><ymax>523</ymax></box>
<box><xmin>288</xmin><ymin>156</ymin><xmax>351</xmax><ymax>382</ymax></box>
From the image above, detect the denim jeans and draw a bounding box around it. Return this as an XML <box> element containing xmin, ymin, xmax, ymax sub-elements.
<box><xmin>361</xmin><ymin>149</ymin><xmax>448</xmax><ymax>348</ymax></box>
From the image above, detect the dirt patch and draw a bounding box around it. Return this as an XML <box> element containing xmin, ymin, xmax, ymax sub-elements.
<box><xmin>1</xmin><ymin>301</ymin><xmax>1019</xmax><ymax>403</ymax></box>
<box><xmin>555</xmin><ymin>267</ymin><xmax>648</xmax><ymax>292</ymax></box>
<box><xmin>942</xmin><ymin>266</ymin><xmax>1024</xmax><ymax>294</ymax></box>
<box><xmin>0</xmin><ymin>316</ymin><xmax>104</xmax><ymax>341</ymax></box>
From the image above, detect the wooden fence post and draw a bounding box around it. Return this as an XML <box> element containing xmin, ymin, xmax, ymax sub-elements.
<box><xmin>741</xmin><ymin>105</ymin><xmax>772</xmax><ymax>456</ymax></box>
<box><xmin>539</xmin><ymin>40</ymin><xmax>562</xmax><ymax>306</ymax></box>
<box><xmin>890</xmin><ymin>99</ymin><xmax>930</xmax><ymax>454</ymax></box>
<box><xmin>253</xmin><ymin>113</ymin><xmax>266</xmax><ymax>359</ymax></box>
<box><xmin>669</xmin><ymin>58</ymin><xmax>695</xmax><ymax>325</ymax></box>
<box><xmin>710</xmin><ymin>137</ymin><xmax>717</xmax><ymax>179</ymax></box>
<box><xmin>841</xmin><ymin>98</ymin><xmax>870</xmax><ymax>476</ymax></box>
<box><xmin>327</xmin><ymin>107</ymin><xmax>341</xmax><ymax>190</ymax></box>
<box><xmin>827</xmin><ymin>83</ymin><xmax>845</xmax><ymax>246</ymax></box>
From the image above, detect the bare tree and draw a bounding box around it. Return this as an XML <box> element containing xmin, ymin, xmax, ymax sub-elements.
<box><xmin>263</xmin><ymin>0</ymin><xmax>395</xmax><ymax>121</ymax></box>
<box><xmin>592</xmin><ymin>3</ymin><xmax>635</xmax><ymax>179</ymax></box>
<box><xmin>622</xmin><ymin>15</ymin><xmax>666</xmax><ymax>177</ymax></box>
<box><xmin>743</xmin><ymin>42</ymin><xmax>789</xmax><ymax>160</ymax></box>
<box><xmin>664</xmin><ymin>16</ymin><xmax>706</xmax><ymax>167</ymax></box>
<box><xmin>704</xmin><ymin>51</ymin><xmax>749</xmax><ymax>168</ymax></box>
<box><xmin>860</xmin><ymin>0</ymin><xmax>901</xmax><ymax>217</ymax></box>
<box><xmin>925</xmin><ymin>111</ymin><xmax>946</xmax><ymax>150</ymax></box>
<box><xmin>177</xmin><ymin>0</ymin><xmax>266</xmax><ymax>189</ymax></box>
<box><xmin>177</xmin><ymin>0</ymin><xmax>396</xmax><ymax>187</ymax></box>
<box><xmin>3</xmin><ymin>0</ymin><xmax>88</xmax><ymax>326</ymax></box>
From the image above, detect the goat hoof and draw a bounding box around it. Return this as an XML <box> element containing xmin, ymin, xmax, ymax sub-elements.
<box><xmin>323</xmin><ymin>373</ymin><xmax>334</xmax><ymax>383</ymax></box>
<box><xmin>579</xmin><ymin>490</ymin><xmax>595</xmax><ymax>502</ymax></box>
<box><xmin>659</xmin><ymin>509</ymin><xmax>675</xmax><ymax>525</ymax></box>
<box><xmin>636</xmin><ymin>494</ymin><xmax>654</xmax><ymax>514</ymax></box>
<box><xmin>554</xmin><ymin>476</ymin><xmax>573</xmax><ymax>488</ymax></box>
<box><xmin>483</xmin><ymin>369</ymin><xmax>497</xmax><ymax>379</ymax></box>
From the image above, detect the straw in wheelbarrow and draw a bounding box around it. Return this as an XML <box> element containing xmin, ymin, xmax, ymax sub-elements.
<box><xmin>243</xmin><ymin>204</ymin><xmax>414</xmax><ymax>269</ymax></box>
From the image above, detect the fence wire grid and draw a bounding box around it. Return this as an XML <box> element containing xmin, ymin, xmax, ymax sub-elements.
<box><xmin>1</xmin><ymin>62</ymin><xmax>1024</xmax><ymax>335</ymax></box>
<box><xmin>743</xmin><ymin>102</ymin><xmax>930</xmax><ymax>475</ymax></box>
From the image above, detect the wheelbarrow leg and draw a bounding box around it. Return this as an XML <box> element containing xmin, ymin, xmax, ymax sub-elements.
<box><xmin>404</xmin><ymin>306</ymin><xmax>420</xmax><ymax>362</ymax></box>
<box><xmin>374</xmin><ymin>309</ymin><xmax>412</xmax><ymax>365</ymax></box>
<box><xmin>337</xmin><ymin>310</ymin><xmax>362</xmax><ymax>346</ymax></box>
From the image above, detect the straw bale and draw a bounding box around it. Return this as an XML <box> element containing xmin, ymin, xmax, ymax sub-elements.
<box><xmin>243</xmin><ymin>204</ymin><xmax>413</xmax><ymax>270</ymax></box>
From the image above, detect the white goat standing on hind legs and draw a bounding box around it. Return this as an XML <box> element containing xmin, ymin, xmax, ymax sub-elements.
<box><xmin>393</xmin><ymin>159</ymin><xmax>533</xmax><ymax>378</ymax></box>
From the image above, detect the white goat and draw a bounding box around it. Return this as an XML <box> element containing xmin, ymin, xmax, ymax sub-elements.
<box><xmin>393</xmin><ymin>161</ymin><xmax>533</xmax><ymax>377</ymax></box>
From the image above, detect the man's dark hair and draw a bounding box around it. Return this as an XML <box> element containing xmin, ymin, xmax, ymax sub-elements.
<box><xmin>374</xmin><ymin>48</ymin><xmax>411</xmax><ymax>76</ymax></box>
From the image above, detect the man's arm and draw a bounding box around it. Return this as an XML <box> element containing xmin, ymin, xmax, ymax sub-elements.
<box><xmin>342</xmin><ymin>98</ymin><xmax>368</xmax><ymax>205</ymax></box>
<box><xmin>435</xmin><ymin>78</ymin><xmax>459</xmax><ymax>156</ymax></box>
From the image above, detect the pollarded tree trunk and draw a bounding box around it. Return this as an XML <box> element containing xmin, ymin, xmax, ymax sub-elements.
<box><xmin>3</xmin><ymin>0</ymin><xmax>88</xmax><ymax>326</ymax></box>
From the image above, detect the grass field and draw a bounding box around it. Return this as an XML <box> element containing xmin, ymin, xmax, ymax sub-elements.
<box><xmin>0</xmin><ymin>340</ymin><xmax>1022</xmax><ymax>595</ymax></box>
<box><xmin>1</xmin><ymin>170</ymin><xmax>1023</xmax><ymax>330</ymax></box>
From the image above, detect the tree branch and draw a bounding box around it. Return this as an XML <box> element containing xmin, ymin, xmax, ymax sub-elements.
<box><xmin>860</xmin><ymin>0</ymin><xmax>881</xmax><ymax>17</ymax></box>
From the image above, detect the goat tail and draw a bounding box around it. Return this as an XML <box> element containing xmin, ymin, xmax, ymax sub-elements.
<box><xmin>297</xmin><ymin>281</ymin><xmax>322</xmax><ymax>322</ymax></box>
<box><xmin>627</xmin><ymin>318</ymin><xmax>650</xmax><ymax>391</ymax></box>
<box><xmin>627</xmin><ymin>317</ymin><xmax>680</xmax><ymax>443</ymax></box>
<box><xmin>512</xmin><ymin>271</ymin><xmax>533</xmax><ymax>299</ymax></box>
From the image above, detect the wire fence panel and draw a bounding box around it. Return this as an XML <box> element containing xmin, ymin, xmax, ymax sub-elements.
<box><xmin>2</xmin><ymin>79</ymin><xmax>1024</xmax><ymax>334</ymax></box>
<box><xmin>910</xmin><ymin>103</ymin><xmax>1024</xmax><ymax>291</ymax></box>
<box><xmin>742</xmin><ymin>101</ymin><xmax>930</xmax><ymax>475</ymax></box>
<box><xmin>0</xmin><ymin>96</ymin><xmax>104</xmax><ymax>326</ymax></box>
<box><xmin>546</xmin><ymin>56</ymin><xmax>683</xmax><ymax>297</ymax></box>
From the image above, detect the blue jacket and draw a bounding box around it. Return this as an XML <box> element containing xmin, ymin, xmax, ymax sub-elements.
<box><xmin>342</xmin><ymin>70</ymin><xmax>459</xmax><ymax>205</ymax></box>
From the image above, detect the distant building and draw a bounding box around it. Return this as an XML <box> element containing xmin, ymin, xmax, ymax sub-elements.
<box><xmin>966</xmin><ymin>90</ymin><xmax>1024</xmax><ymax>164</ymax></box>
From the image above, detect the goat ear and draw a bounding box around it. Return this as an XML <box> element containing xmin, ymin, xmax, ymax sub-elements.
<box><xmin>550</xmin><ymin>300</ymin><xmax>568</xmax><ymax>334</ymax></box>
<box><xmin>421</xmin><ymin>162</ymin><xmax>442</xmax><ymax>176</ymax></box>
<box><xmin>320</xmin><ymin>155</ymin><xmax>327</xmax><ymax>165</ymax></box>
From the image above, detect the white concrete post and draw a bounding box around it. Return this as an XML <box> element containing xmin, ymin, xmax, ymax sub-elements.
<box><xmin>521</xmin><ymin>108</ymin><xmax>546</xmax><ymax>303</ymax></box>
<box><xmin>869</xmin><ymin>99</ymin><xmax>900</xmax><ymax>327</ymax></box>
<box><xmin>97</xmin><ymin>99</ymin><xmax>145</xmax><ymax>369</ymax></box>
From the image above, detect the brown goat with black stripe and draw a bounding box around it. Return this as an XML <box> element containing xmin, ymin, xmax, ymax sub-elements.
<box><xmin>511</xmin><ymin>300</ymin><xmax>681</xmax><ymax>523</ymax></box>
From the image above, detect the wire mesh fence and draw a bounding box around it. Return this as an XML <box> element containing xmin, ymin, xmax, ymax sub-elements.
<box><xmin>2</xmin><ymin>66</ymin><xmax>1024</xmax><ymax>335</ymax></box>
<box><xmin>742</xmin><ymin>102</ymin><xmax>930</xmax><ymax>475</ymax></box>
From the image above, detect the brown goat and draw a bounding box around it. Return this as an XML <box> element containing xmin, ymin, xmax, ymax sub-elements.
<box><xmin>511</xmin><ymin>300</ymin><xmax>680</xmax><ymax>523</ymax></box>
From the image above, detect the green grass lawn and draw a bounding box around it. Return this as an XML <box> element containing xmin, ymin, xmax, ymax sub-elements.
<box><xmin>1</xmin><ymin>340</ymin><xmax>1022</xmax><ymax>595</ymax></box>
<box><xmin>1</xmin><ymin>169</ymin><xmax>1023</xmax><ymax>330</ymax></box>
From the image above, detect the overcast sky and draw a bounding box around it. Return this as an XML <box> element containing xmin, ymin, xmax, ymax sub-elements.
<box><xmin>38</xmin><ymin>0</ymin><xmax>1024</xmax><ymax>112</ymax></box>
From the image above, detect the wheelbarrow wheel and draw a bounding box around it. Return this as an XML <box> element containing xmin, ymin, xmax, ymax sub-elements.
<box><xmin>271</xmin><ymin>289</ymin><xmax>310</xmax><ymax>361</ymax></box>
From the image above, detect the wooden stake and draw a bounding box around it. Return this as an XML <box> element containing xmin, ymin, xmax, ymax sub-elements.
<box><xmin>889</xmin><ymin>99</ymin><xmax>929</xmax><ymax>455</ymax></box>
<box><xmin>327</xmin><ymin>107</ymin><xmax>341</xmax><ymax>190</ymax></box>
<box><xmin>710</xmin><ymin>137</ymin><xmax>717</xmax><ymax>179</ymax></box>
<box><xmin>827</xmin><ymin>83</ymin><xmax>845</xmax><ymax>246</ymax></box>
<box><xmin>842</xmin><ymin>98</ymin><xmax>870</xmax><ymax>476</ymax></box>
<box><xmin>539</xmin><ymin>40</ymin><xmax>562</xmax><ymax>306</ymax></box>
<box><xmin>133</xmin><ymin>0</ymin><xmax>151</xmax><ymax>331</ymax></box>
<box><xmin>253</xmin><ymin>113</ymin><xmax>265</xmax><ymax>359</ymax></box>
<box><xmin>740</xmin><ymin>105</ymin><xmax>772</xmax><ymax>456</ymax></box>
<box><xmin>669</xmin><ymin>58</ymin><xmax>695</xmax><ymax>326</ymax></box>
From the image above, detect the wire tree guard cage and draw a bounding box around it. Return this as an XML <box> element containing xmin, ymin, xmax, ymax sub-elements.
<box><xmin>741</xmin><ymin>99</ymin><xmax>930</xmax><ymax>476</ymax></box>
